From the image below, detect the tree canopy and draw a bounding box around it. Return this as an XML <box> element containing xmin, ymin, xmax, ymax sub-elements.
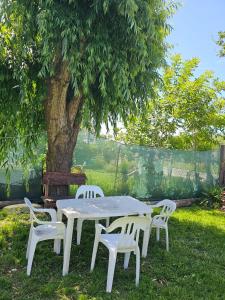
<box><xmin>217</xmin><ymin>31</ymin><xmax>225</xmax><ymax>57</ymax></box>
<box><xmin>118</xmin><ymin>54</ymin><xmax>225</xmax><ymax>150</ymax></box>
<box><xmin>0</xmin><ymin>0</ymin><xmax>176</xmax><ymax>177</ymax></box>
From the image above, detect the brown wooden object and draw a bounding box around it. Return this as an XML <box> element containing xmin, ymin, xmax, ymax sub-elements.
<box><xmin>219</xmin><ymin>145</ymin><xmax>225</xmax><ymax>186</ymax></box>
<box><xmin>42</xmin><ymin>171</ymin><xmax>86</xmax><ymax>208</ymax></box>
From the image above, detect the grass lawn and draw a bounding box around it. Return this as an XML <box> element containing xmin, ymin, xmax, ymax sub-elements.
<box><xmin>0</xmin><ymin>205</ymin><xmax>225</xmax><ymax>300</ymax></box>
<box><xmin>70</xmin><ymin>169</ymin><xmax>116</xmax><ymax>196</ymax></box>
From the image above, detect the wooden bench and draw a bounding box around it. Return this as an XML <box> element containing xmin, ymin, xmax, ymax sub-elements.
<box><xmin>42</xmin><ymin>171</ymin><xmax>87</xmax><ymax>208</ymax></box>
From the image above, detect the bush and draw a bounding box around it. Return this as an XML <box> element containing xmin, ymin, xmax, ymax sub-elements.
<box><xmin>200</xmin><ymin>186</ymin><xmax>223</xmax><ymax>208</ymax></box>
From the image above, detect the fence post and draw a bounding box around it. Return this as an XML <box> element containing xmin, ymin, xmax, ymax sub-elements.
<box><xmin>114</xmin><ymin>144</ymin><xmax>121</xmax><ymax>191</ymax></box>
<box><xmin>219</xmin><ymin>145</ymin><xmax>225</xmax><ymax>186</ymax></box>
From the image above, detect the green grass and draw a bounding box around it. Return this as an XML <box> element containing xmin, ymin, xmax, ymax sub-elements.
<box><xmin>70</xmin><ymin>169</ymin><xmax>122</xmax><ymax>196</ymax></box>
<box><xmin>0</xmin><ymin>206</ymin><xmax>225</xmax><ymax>300</ymax></box>
<box><xmin>69</xmin><ymin>168</ymin><xmax>217</xmax><ymax>200</ymax></box>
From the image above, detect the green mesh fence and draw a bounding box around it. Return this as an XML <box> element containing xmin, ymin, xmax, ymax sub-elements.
<box><xmin>0</xmin><ymin>131</ymin><xmax>220</xmax><ymax>201</ymax></box>
<box><xmin>0</xmin><ymin>168</ymin><xmax>42</xmax><ymax>200</ymax></box>
<box><xmin>74</xmin><ymin>133</ymin><xmax>220</xmax><ymax>200</ymax></box>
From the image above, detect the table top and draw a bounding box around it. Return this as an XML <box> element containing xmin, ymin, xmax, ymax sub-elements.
<box><xmin>56</xmin><ymin>196</ymin><xmax>152</xmax><ymax>219</ymax></box>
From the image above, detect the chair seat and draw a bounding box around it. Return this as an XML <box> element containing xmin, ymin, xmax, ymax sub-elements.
<box><xmin>34</xmin><ymin>223</ymin><xmax>65</xmax><ymax>238</ymax></box>
<box><xmin>100</xmin><ymin>233</ymin><xmax>136</xmax><ymax>250</ymax></box>
<box><xmin>152</xmin><ymin>218</ymin><xmax>166</xmax><ymax>228</ymax></box>
<box><xmin>91</xmin><ymin>217</ymin><xmax>149</xmax><ymax>292</ymax></box>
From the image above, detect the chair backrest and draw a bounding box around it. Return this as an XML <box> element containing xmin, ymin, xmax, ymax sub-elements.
<box><xmin>24</xmin><ymin>197</ymin><xmax>41</xmax><ymax>224</ymax></box>
<box><xmin>107</xmin><ymin>216</ymin><xmax>151</xmax><ymax>247</ymax></box>
<box><xmin>75</xmin><ymin>185</ymin><xmax>104</xmax><ymax>199</ymax></box>
<box><xmin>158</xmin><ymin>199</ymin><xmax>176</xmax><ymax>223</ymax></box>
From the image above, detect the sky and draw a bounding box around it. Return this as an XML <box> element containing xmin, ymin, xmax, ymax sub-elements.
<box><xmin>167</xmin><ymin>0</ymin><xmax>225</xmax><ymax>80</ymax></box>
<box><xmin>103</xmin><ymin>0</ymin><xmax>225</xmax><ymax>134</ymax></box>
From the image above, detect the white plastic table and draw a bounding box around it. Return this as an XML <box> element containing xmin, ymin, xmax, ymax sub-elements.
<box><xmin>56</xmin><ymin>196</ymin><xmax>152</xmax><ymax>275</ymax></box>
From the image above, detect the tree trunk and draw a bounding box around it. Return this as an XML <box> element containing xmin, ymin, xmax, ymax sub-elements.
<box><xmin>44</xmin><ymin>59</ymin><xmax>83</xmax><ymax>197</ymax></box>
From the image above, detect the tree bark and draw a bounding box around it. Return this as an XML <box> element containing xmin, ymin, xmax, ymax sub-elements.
<box><xmin>44</xmin><ymin>59</ymin><xmax>83</xmax><ymax>197</ymax></box>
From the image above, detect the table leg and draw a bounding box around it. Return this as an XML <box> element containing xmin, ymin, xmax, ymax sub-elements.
<box><xmin>142</xmin><ymin>227</ymin><xmax>150</xmax><ymax>257</ymax></box>
<box><xmin>142</xmin><ymin>214</ymin><xmax>151</xmax><ymax>257</ymax></box>
<box><xmin>54</xmin><ymin>210</ymin><xmax>63</xmax><ymax>254</ymax></box>
<box><xmin>63</xmin><ymin>217</ymin><xmax>74</xmax><ymax>276</ymax></box>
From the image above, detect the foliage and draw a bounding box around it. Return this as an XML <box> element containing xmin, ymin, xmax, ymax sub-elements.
<box><xmin>200</xmin><ymin>186</ymin><xmax>223</xmax><ymax>208</ymax></box>
<box><xmin>217</xmin><ymin>31</ymin><xmax>225</xmax><ymax>57</ymax></box>
<box><xmin>0</xmin><ymin>206</ymin><xmax>225</xmax><ymax>299</ymax></box>
<box><xmin>118</xmin><ymin>54</ymin><xmax>225</xmax><ymax>150</ymax></box>
<box><xmin>0</xmin><ymin>0</ymin><xmax>176</xmax><ymax>173</ymax></box>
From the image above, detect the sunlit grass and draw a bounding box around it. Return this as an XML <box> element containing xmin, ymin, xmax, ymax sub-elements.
<box><xmin>0</xmin><ymin>206</ymin><xmax>225</xmax><ymax>300</ymax></box>
<box><xmin>70</xmin><ymin>169</ymin><xmax>121</xmax><ymax>196</ymax></box>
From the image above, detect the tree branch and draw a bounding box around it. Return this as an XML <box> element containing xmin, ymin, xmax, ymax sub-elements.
<box><xmin>67</xmin><ymin>95</ymin><xmax>82</xmax><ymax>125</ymax></box>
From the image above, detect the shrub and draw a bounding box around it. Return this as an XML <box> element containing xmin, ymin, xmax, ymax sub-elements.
<box><xmin>200</xmin><ymin>186</ymin><xmax>223</xmax><ymax>208</ymax></box>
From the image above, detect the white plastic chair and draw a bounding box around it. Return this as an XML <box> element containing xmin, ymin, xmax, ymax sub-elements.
<box><xmin>24</xmin><ymin>198</ymin><xmax>66</xmax><ymax>275</ymax></box>
<box><xmin>90</xmin><ymin>216</ymin><xmax>151</xmax><ymax>293</ymax></box>
<box><xmin>75</xmin><ymin>185</ymin><xmax>109</xmax><ymax>245</ymax></box>
<box><xmin>149</xmin><ymin>199</ymin><xmax>176</xmax><ymax>251</ymax></box>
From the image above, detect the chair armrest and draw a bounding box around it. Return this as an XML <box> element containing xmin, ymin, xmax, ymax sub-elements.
<box><xmin>149</xmin><ymin>203</ymin><xmax>163</xmax><ymax>209</ymax></box>
<box><xmin>152</xmin><ymin>213</ymin><xmax>169</xmax><ymax>222</ymax></box>
<box><xmin>34</xmin><ymin>219</ymin><xmax>52</xmax><ymax>225</ymax></box>
<box><xmin>32</xmin><ymin>207</ymin><xmax>57</xmax><ymax>222</ymax></box>
<box><xmin>152</xmin><ymin>214</ymin><xmax>161</xmax><ymax>220</ymax></box>
<box><xmin>95</xmin><ymin>223</ymin><xmax>107</xmax><ymax>235</ymax></box>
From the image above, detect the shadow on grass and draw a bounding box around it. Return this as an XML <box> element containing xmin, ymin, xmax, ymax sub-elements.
<box><xmin>0</xmin><ymin>208</ymin><xmax>225</xmax><ymax>300</ymax></box>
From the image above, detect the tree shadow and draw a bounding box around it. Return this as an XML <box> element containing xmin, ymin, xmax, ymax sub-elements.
<box><xmin>1</xmin><ymin>210</ymin><xmax>225</xmax><ymax>300</ymax></box>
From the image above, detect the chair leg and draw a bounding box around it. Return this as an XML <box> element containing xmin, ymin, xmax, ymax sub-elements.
<box><xmin>156</xmin><ymin>227</ymin><xmax>160</xmax><ymax>241</ymax></box>
<box><xmin>142</xmin><ymin>225</ymin><xmax>151</xmax><ymax>257</ymax></box>
<box><xmin>63</xmin><ymin>236</ymin><xmax>65</xmax><ymax>253</ymax></box>
<box><xmin>55</xmin><ymin>210</ymin><xmax>63</xmax><ymax>253</ymax></box>
<box><xmin>63</xmin><ymin>218</ymin><xmax>74</xmax><ymax>276</ymax></box>
<box><xmin>54</xmin><ymin>239</ymin><xmax>61</xmax><ymax>254</ymax></box>
<box><xmin>59</xmin><ymin>229</ymin><xmax>66</xmax><ymax>256</ymax></box>
<box><xmin>148</xmin><ymin>225</ymin><xmax>152</xmax><ymax>240</ymax></box>
<box><xmin>135</xmin><ymin>246</ymin><xmax>140</xmax><ymax>287</ymax></box>
<box><xmin>165</xmin><ymin>227</ymin><xmax>169</xmax><ymax>251</ymax></box>
<box><xmin>90</xmin><ymin>237</ymin><xmax>99</xmax><ymax>272</ymax></box>
<box><xmin>27</xmin><ymin>237</ymin><xmax>37</xmax><ymax>276</ymax></box>
<box><xmin>26</xmin><ymin>227</ymin><xmax>32</xmax><ymax>259</ymax></box>
<box><xmin>77</xmin><ymin>219</ymin><xmax>84</xmax><ymax>245</ymax></box>
<box><xmin>106</xmin><ymin>250</ymin><xmax>117</xmax><ymax>293</ymax></box>
<box><xmin>106</xmin><ymin>218</ymin><xmax>110</xmax><ymax>228</ymax></box>
<box><xmin>124</xmin><ymin>252</ymin><xmax>131</xmax><ymax>269</ymax></box>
